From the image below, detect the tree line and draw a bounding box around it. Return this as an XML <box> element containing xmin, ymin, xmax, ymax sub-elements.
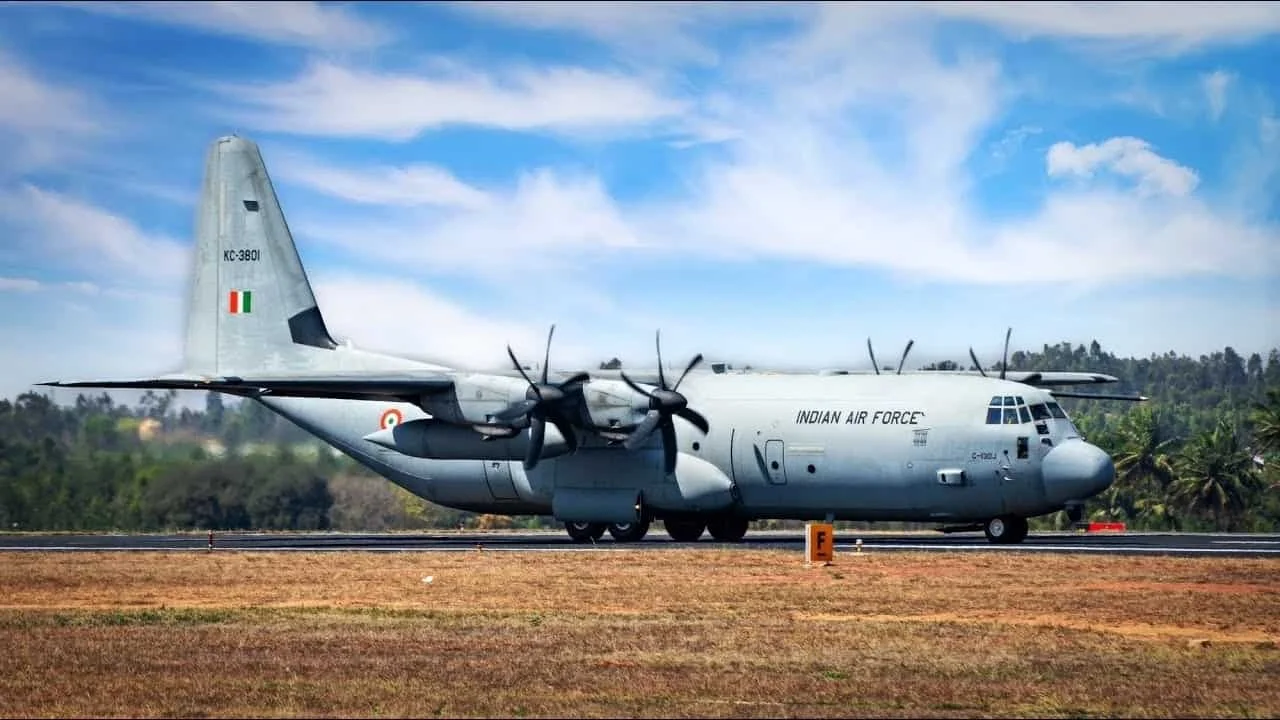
<box><xmin>0</xmin><ymin>340</ymin><xmax>1276</xmax><ymax>533</ymax></box>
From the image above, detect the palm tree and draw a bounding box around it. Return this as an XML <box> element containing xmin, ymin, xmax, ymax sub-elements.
<box><xmin>1103</xmin><ymin>407</ymin><xmax>1178</xmax><ymax>524</ymax></box>
<box><xmin>1170</xmin><ymin>419</ymin><xmax>1262</xmax><ymax>531</ymax></box>
<box><xmin>1250</xmin><ymin>387</ymin><xmax>1280</xmax><ymax>455</ymax></box>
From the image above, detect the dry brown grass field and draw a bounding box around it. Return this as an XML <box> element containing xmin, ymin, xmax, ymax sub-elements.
<box><xmin>1</xmin><ymin>548</ymin><xmax>1278</xmax><ymax>718</ymax></box>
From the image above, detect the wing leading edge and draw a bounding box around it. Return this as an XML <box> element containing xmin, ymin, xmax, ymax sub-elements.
<box><xmin>38</xmin><ymin>372</ymin><xmax>456</xmax><ymax>403</ymax></box>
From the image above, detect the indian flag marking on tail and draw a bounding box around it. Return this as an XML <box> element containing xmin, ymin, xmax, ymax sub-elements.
<box><xmin>228</xmin><ymin>289</ymin><xmax>253</xmax><ymax>314</ymax></box>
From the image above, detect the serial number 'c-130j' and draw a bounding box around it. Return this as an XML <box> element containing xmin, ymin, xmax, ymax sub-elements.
<box><xmin>42</xmin><ymin>136</ymin><xmax>1146</xmax><ymax>545</ymax></box>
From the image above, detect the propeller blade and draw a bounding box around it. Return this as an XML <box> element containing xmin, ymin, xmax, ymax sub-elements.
<box><xmin>654</xmin><ymin>330</ymin><xmax>668</xmax><ymax>389</ymax></box>
<box><xmin>969</xmin><ymin>347</ymin><xmax>987</xmax><ymax>377</ymax></box>
<box><xmin>896</xmin><ymin>339</ymin><xmax>915</xmax><ymax>375</ymax></box>
<box><xmin>542</xmin><ymin>324</ymin><xmax>555</xmax><ymax>385</ymax></box>
<box><xmin>525</xmin><ymin>416</ymin><xmax>546</xmax><ymax>471</ymax></box>
<box><xmin>1000</xmin><ymin>327</ymin><xmax>1011</xmax><ymax>380</ymax></box>
<box><xmin>675</xmin><ymin>406</ymin><xmax>710</xmax><ymax>434</ymax></box>
<box><xmin>672</xmin><ymin>353</ymin><xmax>703</xmax><ymax>392</ymax></box>
<box><xmin>507</xmin><ymin>345</ymin><xmax>539</xmax><ymax>396</ymax></box>
<box><xmin>619</xmin><ymin>372</ymin><xmax>655</xmax><ymax>400</ymax></box>
<box><xmin>493</xmin><ymin>398</ymin><xmax>537</xmax><ymax>423</ymax></box>
<box><xmin>550</xmin><ymin>413</ymin><xmax>579</xmax><ymax>454</ymax></box>
<box><xmin>867</xmin><ymin>338</ymin><xmax>880</xmax><ymax>376</ymax></box>
<box><xmin>559</xmin><ymin>371</ymin><xmax>590</xmax><ymax>389</ymax></box>
<box><xmin>660</xmin><ymin>418</ymin><xmax>677</xmax><ymax>475</ymax></box>
<box><xmin>624</xmin><ymin>410</ymin><xmax>662</xmax><ymax>451</ymax></box>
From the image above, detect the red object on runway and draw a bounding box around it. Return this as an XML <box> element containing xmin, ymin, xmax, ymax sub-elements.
<box><xmin>1087</xmin><ymin>522</ymin><xmax>1126</xmax><ymax>533</ymax></box>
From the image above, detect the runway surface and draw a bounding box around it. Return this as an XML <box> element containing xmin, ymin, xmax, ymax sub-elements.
<box><xmin>2</xmin><ymin>530</ymin><xmax>1279</xmax><ymax>557</ymax></box>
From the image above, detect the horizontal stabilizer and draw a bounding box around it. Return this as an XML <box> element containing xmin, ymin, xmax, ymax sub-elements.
<box><xmin>1050</xmin><ymin>390</ymin><xmax>1148</xmax><ymax>402</ymax></box>
<box><xmin>39</xmin><ymin>371</ymin><xmax>455</xmax><ymax>402</ymax></box>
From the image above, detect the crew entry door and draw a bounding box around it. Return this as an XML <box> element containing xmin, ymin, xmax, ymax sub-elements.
<box><xmin>484</xmin><ymin>461</ymin><xmax>520</xmax><ymax>501</ymax></box>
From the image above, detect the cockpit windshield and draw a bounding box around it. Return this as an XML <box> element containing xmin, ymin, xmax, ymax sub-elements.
<box><xmin>986</xmin><ymin>396</ymin><xmax>1071</xmax><ymax>425</ymax></box>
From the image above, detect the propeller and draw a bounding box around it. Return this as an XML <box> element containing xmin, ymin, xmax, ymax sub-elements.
<box><xmin>968</xmin><ymin>327</ymin><xmax>1013</xmax><ymax>380</ymax></box>
<box><xmin>866</xmin><ymin>338</ymin><xmax>916</xmax><ymax>375</ymax></box>
<box><xmin>619</xmin><ymin>330</ymin><xmax>710</xmax><ymax>475</ymax></box>
<box><xmin>492</xmin><ymin>324</ymin><xmax>590</xmax><ymax>471</ymax></box>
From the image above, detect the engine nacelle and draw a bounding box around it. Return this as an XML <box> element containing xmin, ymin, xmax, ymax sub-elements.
<box><xmin>364</xmin><ymin>418</ymin><xmax>570</xmax><ymax>462</ymax></box>
<box><xmin>418</xmin><ymin>374</ymin><xmax>531</xmax><ymax>426</ymax></box>
<box><xmin>577</xmin><ymin>378</ymin><xmax>650</xmax><ymax>434</ymax></box>
<box><xmin>646</xmin><ymin>453</ymin><xmax>737</xmax><ymax>513</ymax></box>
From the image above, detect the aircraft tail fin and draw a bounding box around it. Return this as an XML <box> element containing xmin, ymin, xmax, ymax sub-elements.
<box><xmin>183</xmin><ymin>135</ymin><xmax>339</xmax><ymax>376</ymax></box>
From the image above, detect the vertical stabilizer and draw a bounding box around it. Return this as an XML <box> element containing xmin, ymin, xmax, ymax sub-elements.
<box><xmin>183</xmin><ymin>136</ymin><xmax>338</xmax><ymax>376</ymax></box>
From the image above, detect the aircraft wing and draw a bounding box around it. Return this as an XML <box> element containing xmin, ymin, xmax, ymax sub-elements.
<box><xmin>38</xmin><ymin>371</ymin><xmax>456</xmax><ymax>402</ymax></box>
<box><xmin>914</xmin><ymin>370</ymin><xmax>1120</xmax><ymax>386</ymax></box>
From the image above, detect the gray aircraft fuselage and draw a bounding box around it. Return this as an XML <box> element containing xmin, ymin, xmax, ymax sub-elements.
<box><xmin>262</xmin><ymin>370</ymin><xmax>1109</xmax><ymax>525</ymax></box>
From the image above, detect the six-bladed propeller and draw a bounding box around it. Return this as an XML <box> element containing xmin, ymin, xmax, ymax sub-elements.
<box><xmin>493</xmin><ymin>324</ymin><xmax>589</xmax><ymax>471</ymax></box>
<box><xmin>619</xmin><ymin>330</ymin><xmax>711</xmax><ymax>475</ymax></box>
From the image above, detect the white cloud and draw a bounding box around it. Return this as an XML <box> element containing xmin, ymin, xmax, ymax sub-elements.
<box><xmin>0</xmin><ymin>186</ymin><xmax>189</xmax><ymax>288</ymax></box>
<box><xmin>272</xmin><ymin>152</ymin><xmax>493</xmax><ymax>210</ymax></box>
<box><xmin>0</xmin><ymin>277</ymin><xmax>42</xmax><ymax>292</ymax></box>
<box><xmin>226</xmin><ymin>61</ymin><xmax>688</xmax><ymax>141</ymax></box>
<box><xmin>294</xmin><ymin>165</ymin><xmax>640</xmax><ymax>282</ymax></box>
<box><xmin>1047</xmin><ymin>137</ymin><xmax>1200</xmax><ymax>197</ymax></box>
<box><xmin>0</xmin><ymin>51</ymin><xmax>103</xmax><ymax>175</ymax></box>
<box><xmin>309</xmin><ymin>273</ymin><xmax>601</xmax><ymax>372</ymax></box>
<box><xmin>917</xmin><ymin>1</ymin><xmax>1280</xmax><ymax>50</ymax></box>
<box><xmin>54</xmin><ymin>1</ymin><xmax>390</xmax><ymax>49</ymax></box>
<box><xmin>1202</xmin><ymin>70</ymin><xmax>1233</xmax><ymax>120</ymax></box>
<box><xmin>445</xmin><ymin>1</ymin><xmax>803</xmax><ymax>66</ymax></box>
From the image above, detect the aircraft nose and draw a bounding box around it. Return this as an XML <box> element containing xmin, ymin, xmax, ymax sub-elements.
<box><xmin>1042</xmin><ymin>440</ymin><xmax>1115</xmax><ymax>502</ymax></box>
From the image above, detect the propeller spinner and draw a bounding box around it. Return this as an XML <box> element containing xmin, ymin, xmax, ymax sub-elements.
<box><xmin>493</xmin><ymin>324</ymin><xmax>589</xmax><ymax>471</ymax></box>
<box><xmin>620</xmin><ymin>330</ymin><xmax>710</xmax><ymax>475</ymax></box>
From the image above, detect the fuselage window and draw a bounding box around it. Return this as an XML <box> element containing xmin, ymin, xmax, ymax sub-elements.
<box><xmin>1018</xmin><ymin>405</ymin><xmax>1032</xmax><ymax>424</ymax></box>
<box><xmin>1029</xmin><ymin>403</ymin><xmax>1051</xmax><ymax>420</ymax></box>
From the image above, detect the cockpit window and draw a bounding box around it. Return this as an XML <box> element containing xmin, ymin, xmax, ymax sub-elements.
<box><xmin>1046</xmin><ymin>401</ymin><xmax>1068</xmax><ymax>419</ymax></box>
<box><xmin>1003</xmin><ymin>408</ymin><xmax>1020</xmax><ymax>424</ymax></box>
<box><xmin>987</xmin><ymin>396</ymin><xmax>1038</xmax><ymax>425</ymax></box>
<box><xmin>986</xmin><ymin>407</ymin><xmax>1002</xmax><ymax>424</ymax></box>
<box><xmin>1003</xmin><ymin>396</ymin><xmax>1016</xmax><ymax>406</ymax></box>
<box><xmin>1018</xmin><ymin>405</ymin><xmax>1032</xmax><ymax>423</ymax></box>
<box><xmin>1029</xmin><ymin>403</ymin><xmax>1051</xmax><ymax>420</ymax></box>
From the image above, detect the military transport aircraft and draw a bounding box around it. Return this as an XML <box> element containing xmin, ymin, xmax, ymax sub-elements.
<box><xmin>42</xmin><ymin>136</ymin><xmax>1145</xmax><ymax>545</ymax></box>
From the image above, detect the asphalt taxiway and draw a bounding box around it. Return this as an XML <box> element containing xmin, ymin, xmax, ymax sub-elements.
<box><xmin>1</xmin><ymin>530</ymin><xmax>1278</xmax><ymax>557</ymax></box>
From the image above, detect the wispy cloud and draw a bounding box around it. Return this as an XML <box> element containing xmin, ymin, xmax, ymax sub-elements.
<box><xmin>273</xmin><ymin>151</ymin><xmax>493</xmax><ymax>210</ymax></box>
<box><xmin>224</xmin><ymin>61</ymin><xmax>689</xmax><ymax>141</ymax></box>
<box><xmin>52</xmin><ymin>1</ymin><xmax>391</xmax><ymax>49</ymax></box>
<box><xmin>0</xmin><ymin>186</ymin><xmax>188</xmax><ymax>288</ymax></box>
<box><xmin>0</xmin><ymin>50</ymin><xmax>104</xmax><ymax>175</ymax></box>
<box><xmin>1202</xmin><ymin>70</ymin><xmax>1233</xmax><ymax>121</ymax></box>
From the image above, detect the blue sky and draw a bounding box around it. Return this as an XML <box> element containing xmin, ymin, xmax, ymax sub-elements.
<box><xmin>2</xmin><ymin>1</ymin><xmax>1279</xmax><ymax>401</ymax></box>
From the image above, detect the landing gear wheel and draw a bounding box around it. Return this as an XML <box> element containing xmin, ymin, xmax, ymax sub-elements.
<box><xmin>664</xmin><ymin>517</ymin><xmax>706</xmax><ymax>542</ymax></box>
<box><xmin>706</xmin><ymin>516</ymin><xmax>749</xmax><ymax>542</ymax></box>
<box><xmin>984</xmin><ymin>515</ymin><xmax>1028</xmax><ymax>544</ymax></box>
<box><xmin>565</xmin><ymin>521</ymin><xmax>606</xmax><ymax>543</ymax></box>
<box><xmin>608</xmin><ymin>518</ymin><xmax>650</xmax><ymax>542</ymax></box>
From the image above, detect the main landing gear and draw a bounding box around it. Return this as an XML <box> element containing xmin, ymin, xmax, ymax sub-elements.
<box><xmin>563</xmin><ymin>519</ymin><xmax>651</xmax><ymax>543</ymax></box>
<box><xmin>563</xmin><ymin>515</ymin><xmax>750</xmax><ymax>543</ymax></box>
<box><xmin>984</xmin><ymin>515</ymin><xmax>1028</xmax><ymax>544</ymax></box>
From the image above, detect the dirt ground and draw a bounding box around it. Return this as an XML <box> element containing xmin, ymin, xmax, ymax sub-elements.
<box><xmin>1</xmin><ymin>548</ymin><xmax>1277</xmax><ymax>718</ymax></box>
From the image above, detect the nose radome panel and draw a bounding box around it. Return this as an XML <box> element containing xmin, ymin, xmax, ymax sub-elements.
<box><xmin>1043</xmin><ymin>440</ymin><xmax>1114</xmax><ymax>503</ymax></box>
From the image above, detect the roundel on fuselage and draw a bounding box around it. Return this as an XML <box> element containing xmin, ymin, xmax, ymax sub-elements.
<box><xmin>379</xmin><ymin>408</ymin><xmax>404</xmax><ymax>430</ymax></box>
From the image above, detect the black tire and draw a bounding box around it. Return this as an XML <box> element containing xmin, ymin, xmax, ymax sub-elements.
<box><xmin>984</xmin><ymin>515</ymin><xmax>1028</xmax><ymax>544</ymax></box>
<box><xmin>608</xmin><ymin>518</ymin><xmax>650</xmax><ymax>542</ymax></box>
<box><xmin>664</xmin><ymin>517</ymin><xmax>706</xmax><ymax>542</ymax></box>
<box><xmin>565</xmin><ymin>521</ymin><xmax>605</xmax><ymax>542</ymax></box>
<box><xmin>707</xmin><ymin>516</ymin><xmax>749</xmax><ymax>542</ymax></box>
